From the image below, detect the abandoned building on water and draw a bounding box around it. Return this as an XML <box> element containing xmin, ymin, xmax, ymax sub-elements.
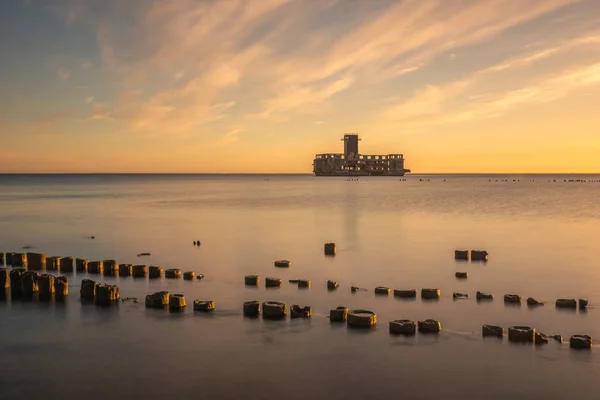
<box><xmin>313</xmin><ymin>134</ymin><xmax>410</xmax><ymax>176</ymax></box>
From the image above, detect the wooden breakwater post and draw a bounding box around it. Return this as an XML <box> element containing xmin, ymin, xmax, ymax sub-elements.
<box><xmin>96</xmin><ymin>284</ymin><xmax>120</xmax><ymax>306</ymax></box>
<box><xmin>88</xmin><ymin>261</ymin><xmax>104</xmax><ymax>275</ymax></box>
<box><xmin>118</xmin><ymin>264</ymin><xmax>133</xmax><ymax>277</ymax></box>
<box><xmin>38</xmin><ymin>274</ymin><xmax>56</xmax><ymax>299</ymax></box>
<box><xmin>133</xmin><ymin>265</ymin><xmax>148</xmax><ymax>278</ymax></box>
<box><xmin>76</xmin><ymin>258</ymin><xmax>88</xmax><ymax>273</ymax></box>
<box><xmin>103</xmin><ymin>260</ymin><xmax>118</xmax><ymax>276</ymax></box>
<box><xmin>60</xmin><ymin>257</ymin><xmax>74</xmax><ymax>273</ymax></box>
<box><xmin>0</xmin><ymin>252</ymin><xmax>4</xmax><ymax>266</ymax></box>
<box><xmin>1</xmin><ymin>268</ymin><xmax>9</xmax><ymax>290</ymax></box>
<box><xmin>22</xmin><ymin>271</ymin><xmax>39</xmax><ymax>297</ymax></box>
<box><xmin>47</xmin><ymin>256</ymin><xmax>61</xmax><ymax>271</ymax></box>
<box><xmin>80</xmin><ymin>279</ymin><xmax>98</xmax><ymax>301</ymax></box>
<box><xmin>26</xmin><ymin>252</ymin><xmax>46</xmax><ymax>270</ymax></box>
<box><xmin>8</xmin><ymin>253</ymin><xmax>27</xmax><ymax>267</ymax></box>
<box><xmin>55</xmin><ymin>276</ymin><xmax>68</xmax><ymax>300</ymax></box>
<box><xmin>149</xmin><ymin>266</ymin><xmax>163</xmax><ymax>279</ymax></box>
<box><xmin>9</xmin><ymin>269</ymin><xmax>25</xmax><ymax>297</ymax></box>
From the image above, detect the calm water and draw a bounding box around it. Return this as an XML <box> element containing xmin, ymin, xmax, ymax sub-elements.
<box><xmin>1</xmin><ymin>174</ymin><xmax>600</xmax><ymax>399</ymax></box>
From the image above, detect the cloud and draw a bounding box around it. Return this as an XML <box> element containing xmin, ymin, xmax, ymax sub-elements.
<box><xmin>81</xmin><ymin>59</ymin><xmax>92</xmax><ymax>68</ymax></box>
<box><xmin>57</xmin><ymin>67</ymin><xmax>71</xmax><ymax>81</ymax></box>
<box><xmin>84</xmin><ymin>96</ymin><xmax>94</xmax><ymax>103</ymax></box>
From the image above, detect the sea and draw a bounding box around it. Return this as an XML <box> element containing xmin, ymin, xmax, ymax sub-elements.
<box><xmin>1</xmin><ymin>173</ymin><xmax>599</xmax><ymax>399</ymax></box>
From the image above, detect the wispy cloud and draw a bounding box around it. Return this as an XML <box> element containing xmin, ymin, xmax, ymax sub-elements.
<box><xmin>84</xmin><ymin>96</ymin><xmax>94</xmax><ymax>104</ymax></box>
<box><xmin>57</xmin><ymin>67</ymin><xmax>71</xmax><ymax>81</ymax></box>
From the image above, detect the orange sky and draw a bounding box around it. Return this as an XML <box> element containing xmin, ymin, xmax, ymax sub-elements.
<box><xmin>1</xmin><ymin>0</ymin><xmax>600</xmax><ymax>173</ymax></box>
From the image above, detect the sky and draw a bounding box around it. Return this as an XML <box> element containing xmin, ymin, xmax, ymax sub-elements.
<box><xmin>1</xmin><ymin>0</ymin><xmax>600</xmax><ymax>173</ymax></box>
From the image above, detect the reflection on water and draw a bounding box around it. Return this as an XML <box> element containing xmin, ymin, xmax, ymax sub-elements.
<box><xmin>1</xmin><ymin>174</ymin><xmax>600</xmax><ymax>399</ymax></box>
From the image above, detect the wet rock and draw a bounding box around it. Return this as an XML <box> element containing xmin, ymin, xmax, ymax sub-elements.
<box><xmin>38</xmin><ymin>274</ymin><xmax>55</xmax><ymax>297</ymax></box>
<box><xmin>555</xmin><ymin>299</ymin><xmax>577</xmax><ymax>309</ymax></box>
<box><xmin>145</xmin><ymin>291</ymin><xmax>169</xmax><ymax>308</ymax></box>
<box><xmin>80</xmin><ymin>279</ymin><xmax>98</xmax><ymax>301</ymax></box>
<box><xmin>290</xmin><ymin>305</ymin><xmax>312</xmax><ymax>318</ymax></box>
<box><xmin>165</xmin><ymin>268</ymin><xmax>182</xmax><ymax>279</ymax></box>
<box><xmin>535</xmin><ymin>332</ymin><xmax>549</xmax><ymax>345</ymax></box>
<box><xmin>508</xmin><ymin>326</ymin><xmax>535</xmax><ymax>343</ymax></box>
<box><xmin>418</xmin><ymin>319</ymin><xmax>441</xmax><ymax>334</ymax></box>
<box><xmin>183</xmin><ymin>271</ymin><xmax>195</xmax><ymax>280</ymax></box>
<box><xmin>11</xmin><ymin>253</ymin><xmax>27</xmax><ymax>267</ymax></box>
<box><xmin>347</xmin><ymin>310</ymin><xmax>377</xmax><ymax>328</ymax></box>
<box><xmin>482</xmin><ymin>324</ymin><xmax>503</xmax><ymax>338</ymax></box>
<box><xmin>526</xmin><ymin>297</ymin><xmax>544</xmax><ymax>306</ymax></box>
<box><xmin>504</xmin><ymin>294</ymin><xmax>521</xmax><ymax>304</ymax></box>
<box><xmin>169</xmin><ymin>294</ymin><xmax>186</xmax><ymax>310</ymax></box>
<box><xmin>324</xmin><ymin>243</ymin><xmax>336</xmax><ymax>255</ymax></box>
<box><xmin>454</xmin><ymin>250</ymin><xmax>470</xmax><ymax>260</ymax></box>
<box><xmin>569</xmin><ymin>335</ymin><xmax>592</xmax><ymax>349</ymax></box>
<box><xmin>298</xmin><ymin>279</ymin><xmax>311</xmax><ymax>288</ymax></box>
<box><xmin>262</xmin><ymin>301</ymin><xmax>287</xmax><ymax>319</ymax></box>
<box><xmin>196</xmin><ymin>274</ymin><xmax>205</xmax><ymax>280</ymax></box>
<box><xmin>0</xmin><ymin>268</ymin><xmax>8</xmax><ymax>290</ymax></box>
<box><xmin>132</xmin><ymin>265</ymin><xmax>148</xmax><ymax>278</ymax></box>
<box><xmin>22</xmin><ymin>271</ymin><xmax>39</xmax><ymax>297</ymax></box>
<box><xmin>421</xmin><ymin>288</ymin><xmax>441</xmax><ymax>300</ymax></box>
<box><xmin>9</xmin><ymin>269</ymin><xmax>25</xmax><ymax>296</ymax></box>
<box><xmin>54</xmin><ymin>276</ymin><xmax>68</xmax><ymax>299</ymax></box>
<box><xmin>76</xmin><ymin>258</ymin><xmax>88</xmax><ymax>273</ymax></box>
<box><xmin>327</xmin><ymin>280</ymin><xmax>339</xmax><ymax>290</ymax></box>
<box><xmin>244</xmin><ymin>275</ymin><xmax>260</xmax><ymax>286</ymax></box>
<box><xmin>243</xmin><ymin>301</ymin><xmax>261</xmax><ymax>317</ymax></box>
<box><xmin>118</xmin><ymin>264</ymin><xmax>133</xmax><ymax>277</ymax></box>
<box><xmin>329</xmin><ymin>306</ymin><xmax>348</xmax><ymax>322</ymax></box>
<box><xmin>193</xmin><ymin>300</ymin><xmax>215</xmax><ymax>312</ymax></box>
<box><xmin>137</xmin><ymin>252</ymin><xmax>151</xmax><ymax>257</ymax></box>
<box><xmin>476</xmin><ymin>291</ymin><xmax>493</xmax><ymax>300</ymax></box>
<box><xmin>96</xmin><ymin>284</ymin><xmax>120</xmax><ymax>306</ymax></box>
<box><xmin>453</xmin><ymin>292</ymin><xmax>469</xmax><ymax>299</ymax></box>
<box><xmin>149</xmin><ymin>266</ymin><xmax>163</xmax><ymax>279</ymax></box>
<box><xmin>60</xmin><ymin>257</ymin><xmax>74</xmax><ymax>273</ymax></box>
<box><xmin>579</xmin><ymin>299</ymin><xmax>588</xmax><ymax>309</ymax></box>
<box><xmin>88</xmin><ymin>261</ymin><xmax>104</xmax><ymax>275</ymax></box>
<box><xmin>265</xmin><ymin>277</ymin><xmax>282</xmax><ymax>287</ymax></box>
<box><xmin>394</xmin><ymin>289</ymin><xmax>417</xmax><ymax>299</ymax></box>
<box><xmin>471</xmin><ymin>250</ymin><xmax>489</xmax><ymax>261</ymax></box>
<box><xmin>389</xmin><ymin>320</ymin><xmax>416</xmax><ymax>335</ymax></box>
<box><xmin>455</xmin><ymin>272</ymin><xmax>468</xmax><ymax>279</ymax></box>
<box><xmin>374</xmin><ymin>286</ymin><xmax>390</xmax><ymax>295</ymax></box>
<box><xmin>46</xmin><ymin>256</ymin><xmax>61</xmax><ymax>271</ymax></box>
<box><xmin>26</xmin><ymin>252</ymin><xmax>46</xmax><ymax>270</ymax></box>
<box><xmin>274</xmin><ymin>260</ymin><xmax>291</xmax><ymax>268</ymax></box>
<box><xmin>103</xmin><ymin>260</ymin><xmax>118</xmax><ymax>276</ymax></box>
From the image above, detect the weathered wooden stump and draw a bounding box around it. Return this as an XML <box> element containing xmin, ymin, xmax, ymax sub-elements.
<box><xmin>193</xmin><ymin>300</ymin><xmax>215</xmax><ymax>312</ymax></box>
<box><xmin>26</xmin><ymin>253</ymin><xmax>46</xmax><ymax>270</ymax></box>
<box><xmin>374</xmin><ymin>286</ymin><xmax>390</xmax><ymax>295</ymax></box>
<box><xmin>265</xmin><ymin>277</ymin><xmax>282</xmax><ymax>287</ymax></box>
<box><xmin>22</xmin><ymin>271</ymin><xmax>39</xmax><ymax>297</ymax></box>
<box><xmin>165</xmin><ymin>269</ymin><xmax>182</xmax><ymax>279</ymax></box>
<box><xmin>418</xmin><ymin>319</ymin><xmax>441</xmax><ymax>334</ymax></box>
<box><xmin>262</xmin><ymin>301</ymin><xmax>286</xmax><ymax>319</ymax></box>
<box><xmin>103</xmin><ymin>260</ymin><xmax>118</xmax><ymax>276</ymax></box>
<box><xmin>274</xmin><ymin>260</ymin><xmax>291</xmax><ymax>268</ymax></box>
<box><xmin>508</xmin><ymin>326</ymin><xmax>535</xmax><ymax>343</ymax></box>
<box><xmin>118</xmin><ymin>264</ymin><xmax>133</xmax><ymax>277</ymax></box>
<box><xmin>9</xmin><ymin>269</ymin><xmax>25</xmax><ymax>296</ymax></box>
<box><xmin>394</xmin><ymin>289</ymin><xmax>417</xmax><ymax>299</ymax></box>
<box><xmin>290</xmin><ymin>305</ymin><xmax>312</xmax><ymax>318</ymax></box>
<box><xmin>471</xmin><ymin>250</ymin><xmax>489</xmax><ymax>261</ymax></box>
<box><xmin>80</xmin><ymin>279</ymin><xmax>98</xmax><ymax>301</ymax></box>
<box><xmin>570</xmin><ymin>335</ymin><xmax>592</xmax><ymax>349</ymax></box>
<box><xmin>390</xmin><ymin>320</ymin><xmax>416</xmax><ymax>335</ymax></box>
<box><xmin>145</xmin><ymin>291</ymin><xmax>169</xmax><ymax>308</ymax></box>
<box><xmin>60</xmin><ymin>257</ymin><xmax>74</xmax><ymax>273</ymax></box>
<box><xmin>46</xmin><ymin>256</ymin><xmax>61</xmax><ymax>271</ymax></box>
<box><xmin>54</xmin><ymin>276</ymin><xmax>68</xmax><ymax>299</ymax></box>
<box><xmin>76</xmin><ymin>258</ymin><xmax>88</xmax><ymax>272</ymax></box>
<box><xmin>243</xmin><ymin>301</ymin><xmax>261</xmax><ymax>317</ymax></box>
<box><xmin>149</xmin><ymin>266</ymin><xmax>163</xmax><ymax>279</ymax></box>
<box><xmin>0</xmin><ymin>268</ymin><xmax>9</xmax><ymax>290</ymax></box>
<box><xmin>183</xmin><ymin>271</ymin><xmax>195</xmax><ymax>280</ymax></box>
<box><xmin>482</xmin><ymin>324</ymin><xmax>503</xmax><ymax>338</ymax></box>
<box><xmin>38</xmin><ymin>274</ymin><xmax>55</xmax><ymax>298</ymax></box>
<box><xmin>0</xmin><ymin>252</ymin><xmax>4</xmax><ymax>266</ymax></box>
<box><xmin>133</xmin><ymin>265</ymin><xmax>148</xmax><ymax>278</ymax></box>
<box><xmin>88</xmin><ymin>261</ymin><xmax>104</xmax><ymax>275</ymax></box>
<box><xmin>169</xmin><ymin>294</ymin><xmax>186</xmax><ymax>310</ymax></box>
<box><xmin>10</xmin><ymin>253</ymin><xmax>27</xmax><ymax>267</ymax></box>
<box><xmin>297</xmin><ymin>279</ymin><xmax>311</xmax><ymax>288</ymax></box>
<box><xmin>96</xmin><ymin>284</ymin><xmax>120</xmax><ymax>306</ymax></box>
<box><xmin>330</xmin><ymin>306</ymin><xmax>348</xmax><ymax>322</ymax></box>
<box><xmin>324</xmin><ymin>243</ymin><xmax>336</xmax><ymax>255</ymax></box>
<box><xmin>245</xmin><ymin>275</ymin><xmax>260</xmax><ymax>286</ymax></box>
<box><xmin>421</xmin><ymin>288</ymin><xmax>440</xmax><ymax>299</ymax></box>
<box><xmin>455</xmin><ymin>272</ymin><xmax>468</xmax><ymax>279</ymax></box>
<box><xmin>504</xmin><ymin>294</ymin><xmax>521</xmax><ymax>304</ymax></box>
<box><xmin>476</xmin><ymin>291</ymin><xmax>493</xmax><ymax>300</ymax></box>
<box><xmin>347</xmin><ymin>310</ymin><xmax>376</xmax><ymax>328</ymax></box>
<box><xmin>454</xmin><ymin>250</ymin><xmax>470</xmax><ymax>260</ymax></box>
<box><xmin>327</xmin><ymin>280</ymin><xmax>339</xmax><ymax>290</ymax></box>
<box><xmin>555</xmin><ymin>299</ymin><xmax>577</xmax><ymax>309</ymax></box>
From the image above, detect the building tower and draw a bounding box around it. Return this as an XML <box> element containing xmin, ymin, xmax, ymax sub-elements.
<box><xmin>343</xmin><ymin>134</ymin><xmax>360</xmax><ymax>160</ymax></box>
